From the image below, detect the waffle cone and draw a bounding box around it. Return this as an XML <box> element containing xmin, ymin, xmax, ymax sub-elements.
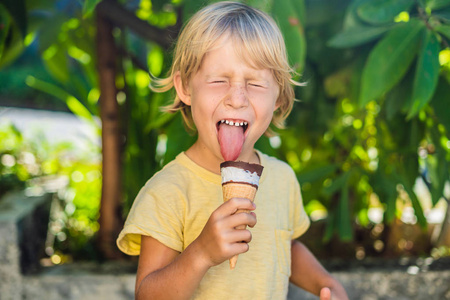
<box><xmin>222</xmin><ymin>182</ymin><xmax>258</xmax><ymax>269</ymax></box>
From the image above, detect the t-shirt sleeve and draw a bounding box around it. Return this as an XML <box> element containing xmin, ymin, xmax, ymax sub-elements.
<box><xmin>116</xmin><ymin>180</ymin><xmax>185</xmax><ymax>256</ymax></box>
<box><xmin>291</xmin><ymin>172</ymin><xmax>310</xmax><ymax>240</ymax></box>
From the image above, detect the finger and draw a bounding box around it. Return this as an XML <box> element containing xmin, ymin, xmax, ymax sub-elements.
<box><xmin>219</xmin><ymin>197</ymin><xmax>256</xmax><ymax>216</ymax></box>
<box><xmin>227</xmin><ymin>240</ymin><xmax>250</xmax><ymax>256</ymax></box>
<box><xmin>320</xmin><ymin>287</ymin><xmax>331</xmax><ymax>300</ymax></box>
<box><xmin>248</xmin><ymin>212</ymin><xmax>257</xmax><ymax>228</ymax></box>
<box><xmin>227</xmin><ymin>211</ymin><xmax>257</xmax><ymax>228</ymax></box>
<box><xmin>227</xmin><ymin>228</ymin><xmax>253</xmax><ymax>244</ymax></box>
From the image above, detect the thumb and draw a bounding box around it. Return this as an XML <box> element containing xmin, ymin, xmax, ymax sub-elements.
<box><xmin>320</xmin><ymin>287</ymin><xmax>331</xmax><ymax>300</ymax></box>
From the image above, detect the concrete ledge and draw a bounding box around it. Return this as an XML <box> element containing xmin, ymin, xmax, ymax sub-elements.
<box><xmin>288</xmin><ymin>268</ymin><xmax>450</xmax><ymax>299</ymax></box>
<box><xmin>15</xmin><ymin>260</ymin><xmax>450</xmax><ymax>300</ymax></box>
<box><xmin>23</xmin><ymin>273</ymin><xmax>135</xmax><ymax>300</ymax></box>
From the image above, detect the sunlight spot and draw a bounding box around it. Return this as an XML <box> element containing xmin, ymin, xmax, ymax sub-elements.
<box><xmin>43</xmin><ymin>45</ymin><xmax>58</xmax><ymax>60</ymax></box>
<box><xmin>71</xmin><ymin>171</ymin><xmax>84</xmax><ymax>183</ymax></box>
<box><xmin>353</xmin><ymin>119</ymin><xmax>362</xmax><ymax>129</ymax></box>
<box><xmin>286</xmin><ymin>151</ymin><xmax>301</xmax><ymax>172</ymax></box>
<box><xmin>88</xmin><ymin>88</ymin><xmax>100</xmax><ymax>105</ymax></box>
<box><xmin>156</xmin><ymin>134</ymin><xmax>167</xmax><ymax>158</ymax></box>
<box><xmin>368</xmin><ymin>207</ymin><xmax>383</xmax><ymax>223</ymax></box>
<box><xmin>116</xmin><ymin>91</ymin><xmax>126</xmax><ymax>105</ymax></box>
<box><xmin>24</xmin><ymin>32</ymin><xmax>35</xmax><ymax>46</ymax></box>
<box><xmin>439</xmin><ymin>49</ymin><xmax>450</xmax><ymax>66</ymax></box>
<box><xmin>394</xmin><ymin>11</ymin><xmax>410</xmax><ymax>23</ymax></box>
<box><xmin>407</xmin><ymin>265</ymin><xmax>419</xmax><ymax>275</ymax></box>
<box><xmin>66</xmin><ymin>18</ymin><xmax>80</xmax><ymax>29</ymax></box>
<box><xmin>68</xmin><ymin>46</ymin><xmax>91</xmax><ymax>64</ymax></box>
<box><xmin>301</xmin><ymin>148</ymin><xmax>312</xmax><ymax>162</ymax></box>
<box><xmin>269</xmin><ymin>136</ymin><xmax>281</xmax><ymax>148</ymax></box>
<box><xmin>136</xmin><ymin>70</ymin><xmax>150</xmax><ymax>89</ymax></box>
<box><xmin>341</xmin><ymin>99</ymin><xmax>353</xmax><ymax>114</ymax></box>
<box><xmin>51</xmin><ymin>254</ymin><xmax>62</xmax><ymax>265</ymax></box>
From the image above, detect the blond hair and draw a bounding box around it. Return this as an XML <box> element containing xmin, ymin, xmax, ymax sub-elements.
<box><xmin>151</xmin><ymin>1</ymin><xmax>301</xmax><ymax>134</ymax></box>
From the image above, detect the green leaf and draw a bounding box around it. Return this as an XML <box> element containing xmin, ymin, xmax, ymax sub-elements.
<box><xmin>297</xmin><ymin>164</ymin><xmax>338</xmax><ymax>184</ymax></box>
<box><xmin>150</xmin><ymin>0</ymin><xmax>167</xmax><ymax>12</ymax></box>
<box><xmin>164</xmin><ymin>114</ymin><xmax>196</xmax><ymax>164</ymax></box>
<box><xmin>407</xmin><ymin>29</ymin><xmax>440</xmax><ymax>118</ymax></box>
<box><xmin>42</xmin><ymin>45</ymin><xmax>70</xmax><ymax>83</ymax></box>
<box><xmin>37</xmin><ymin>14</ymin><xmax>67</xmax><ymax>53</ymax></box>
<box><xmin>1</xmin><ymin>0</ymin><xmax>27</xmax><ymax>37</ymax></box>
<box><xmin>426</xmin><ymin>0</ymin><xmax>450</xmax><ymax>10</ymax></box>
<box><xmin>433</xmin><ymin>8</ymin><xmax>450</xmax><ymax>21</ymax></box>
<box><xmin>371</xmin><ymin>171</ymin><xmax>397</xmax><ymax>222</ymax></box>
<box><xmin>147</xmin><ymin>45</ymin><xmax>164</xmax><ymax>77</ymax></box>
<box><xmin>83</xmin><ymin>0</ymin><xmax>102</xmax><ymax>17</ymax></box>
<box><xmin>384</xmin><ymin>67</ymin><xmax>414</xmax><ymax>120</ymax></box>
<box><xmin>357</xmin><ymin>0</ymin><xmax>415</xmax><ymax>25</ymax></box>
<box><xmin>244</xmin><ymin>0</ymin><xmax>274</xmax><ymax>12</ymax></box>
<box><xmin>144</xmin><ymin>112</ymin><xmax>175</xmax><ymax>133</ymax></box>
<box><xmin>0</xmin><ymin>4</ymin><xmax>11</xmax><ymax>59</ymax></box>
<box><xmin>328</xmin><ymin>25</ymin><xmax>391</xmax><ymax>48</ymax></box>
<box><xmin>397</xmin><ymin>175</ymin><xmax>427</xmax><ymax>228</ymax></box>
<box><xmin>323</xmin><ymin>208</ymin><xmax>335</xmax><ymax>242</ymax></box>
<box><xmin>323</xmin><ymin>171</ymin><xmax>351</xmax><ymax>197</ymax></box>
<box><xmin>271</xmin><ymin>0</ymin><xmax>306</xmax><ymax>71</ymax></box>
<box><xmin>430</xmin><ymin>78</ymin><xmax>450</xmax><ymax>137</ymax></box>
<box><xmin>349</xmin><ymin>54</ymin><xmax>366</xmax><ymax>103</ymax></box>
<box><xmin>428</xmin><ymin>127</ymin><xmax>449</xmax><ymax>205</ymax></box>
<box><xmin>384</xmin><ymin>190</ymin><xmax>397</xmax><ymax>223</ymax></box>
<box><xmin>25</xmin><ymin>76</ymin><xmax>96</xmax><ymax>124</ymax></box>
<box><xmin>337</xmin><ymin>185</ymin><xmax>353</xmax><ymax>241</ymax></box>
<box><xmin>359</xmin><ymin>20</ymin><xmax>424</xmax><ymax>106</ymax></box>
<box><xmin>289</xmin><ymin>0</ymin><xmax>306</xmax><ymax>25</ymax></box>
<box><xmin>435</xmin><ymin>24</ymin><xmax>450</xmax><ymax>40</ymax></box>
<box><xmin>0</xmin><ymin>24</ymin><xmax>25</xmax><ymax>68</ymax></box>
<box><xmin>342</xmin><ymin>0</ymin><xmax>373</xmax><ymax>30</ymax></box>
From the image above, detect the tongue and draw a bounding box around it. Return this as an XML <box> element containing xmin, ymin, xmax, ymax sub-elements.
<box><xmin>218</xmin><ymin>123</ymin><xmax>245</xmax><ymax>161</ymax></box>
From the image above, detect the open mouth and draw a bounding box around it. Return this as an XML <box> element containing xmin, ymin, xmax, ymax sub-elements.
<box><xmin>217</xmin><ymin>119</ymin><xmax>248</xmax><ymax>161</ymax></box>
<box><xmin>216</xmin><ymin>119</ymin><xmax>249</xmax><ymax>133</ymax></box>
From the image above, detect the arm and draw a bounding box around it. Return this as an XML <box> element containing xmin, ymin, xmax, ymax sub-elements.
<box><xmin>290</xmin><ymin>240</ymin><xmax>348</xmax><ymax>300</ymax></box>
<box><xmin>135</xmin><ymin>197</ymin><xmax>257</xmax><ymax>300</ymax></box>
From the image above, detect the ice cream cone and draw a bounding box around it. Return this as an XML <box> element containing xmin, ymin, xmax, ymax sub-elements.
<box><xmin>220</xmin><ymin>161</ymin><xmax>263</xmax><ymax>269</ymax></box>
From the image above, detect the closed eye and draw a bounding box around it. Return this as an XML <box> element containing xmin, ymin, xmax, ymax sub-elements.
<box><xmin>249</xmin><ymin>83</ymin><xmax>266</xmax><ymax>88</ymax></box>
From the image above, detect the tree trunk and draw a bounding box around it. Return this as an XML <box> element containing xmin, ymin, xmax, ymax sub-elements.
<box><xmin>96</xmin><ymin>6</ymin><xmax>123</xmax><ymax>259</ymax></box>
<box><xmin>437</xmin><ymin>200</ymin><xmax>450</xmax><ymax>248</ymax></box>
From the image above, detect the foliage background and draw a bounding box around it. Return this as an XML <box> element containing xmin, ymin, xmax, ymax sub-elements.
<box><xmin>0</xmin><ymin>0</ymin><xmax>449</xmax><ymax>261</ymax></box>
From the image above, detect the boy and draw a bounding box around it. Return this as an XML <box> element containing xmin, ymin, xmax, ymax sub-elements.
<box><xmin>117</xmin><ymin>2</ymin><xmax>348</xmax><ymax>299</ymax></box>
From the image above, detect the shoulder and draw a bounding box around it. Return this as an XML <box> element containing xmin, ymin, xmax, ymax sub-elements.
<box><xmin>144</xmin><ymin>154</ymin><xmax>192</xmax><ymax>192</ymax></box>
<box><xmin>259</xmin><ymin>151</ymin><xmax>296</xmax><ymax>179</ymax></box>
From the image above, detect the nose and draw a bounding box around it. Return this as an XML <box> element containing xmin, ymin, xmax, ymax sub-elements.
<box><xmin>224</xmin><ymin>84</ymin><xmax>249</xmax><ymax>109</ymax></box>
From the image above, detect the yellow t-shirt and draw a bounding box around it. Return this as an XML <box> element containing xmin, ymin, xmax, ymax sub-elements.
<box><xmin>117</xmin><ymin>151</ymin><xmax>310</xmax><ymax>299</ymax></box>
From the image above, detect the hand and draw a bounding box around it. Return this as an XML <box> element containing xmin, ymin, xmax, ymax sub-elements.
<box><xmin>320</xmin><ymin>286</ymin><xmax>349</xmax><ymax>300</ymax></box>
<box><xmin>193</xmin><ymin>197</ymin><xmax>257</xmax><ymax>268</ymax></box>
<box><xmin>320</xmin><ymin>287</ymin><xmax>331</xmax><ymax>300</ymax></box>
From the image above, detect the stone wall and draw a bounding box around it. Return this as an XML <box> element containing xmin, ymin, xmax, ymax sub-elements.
<box><xmin>0</xmin><ymin>190</ymin><xmax>52</xmax><ymax>300</ymax></box>
<box><xmin>1</xmin><ymin>191</ymin><xmax>450</xmax><ymax>300</ymax></box>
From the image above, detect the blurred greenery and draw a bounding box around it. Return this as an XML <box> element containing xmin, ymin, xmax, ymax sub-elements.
<box><xmin>0</xmin><ymin>122</ymin><xmax>102</xmax><ymax>261</ymax></box>
<box><xmin>0</xmin><ymin>0</ymin><xmax>449</xmax><ymax>261</ymax></box>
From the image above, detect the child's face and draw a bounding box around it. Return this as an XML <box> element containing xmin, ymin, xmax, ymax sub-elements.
<box><xmin>177</xmin><ymin>37</ymin><xmax>280</xmax><ymax>164</ymax></box>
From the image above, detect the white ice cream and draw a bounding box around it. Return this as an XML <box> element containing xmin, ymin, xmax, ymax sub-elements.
<box><xmin>221</xmin><ymin>166</ymin><xmax>261</xmax><ymax>186</ymax></box>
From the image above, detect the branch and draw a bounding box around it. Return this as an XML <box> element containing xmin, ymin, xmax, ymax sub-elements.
<box><xmin>96</xmin><ymin>0</ymin><xmax>181</xmax><ymax>50</ymax></box>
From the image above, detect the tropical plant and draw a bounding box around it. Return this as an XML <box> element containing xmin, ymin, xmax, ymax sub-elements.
<box><xmin>1</xmin><ymin>0</ymin><xmax>449</xmax><ymax>260</ymax></box>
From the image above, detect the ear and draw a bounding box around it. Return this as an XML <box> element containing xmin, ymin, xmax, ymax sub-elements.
<box><xmin>173</xmin><ymin>71</ymin><xmax>191</xmax><ymax>105</ymax></box>
<box><xmin>274</xmin><ymin>98</ymin><xmax>281</xmax><ymax>112</ymax></box>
